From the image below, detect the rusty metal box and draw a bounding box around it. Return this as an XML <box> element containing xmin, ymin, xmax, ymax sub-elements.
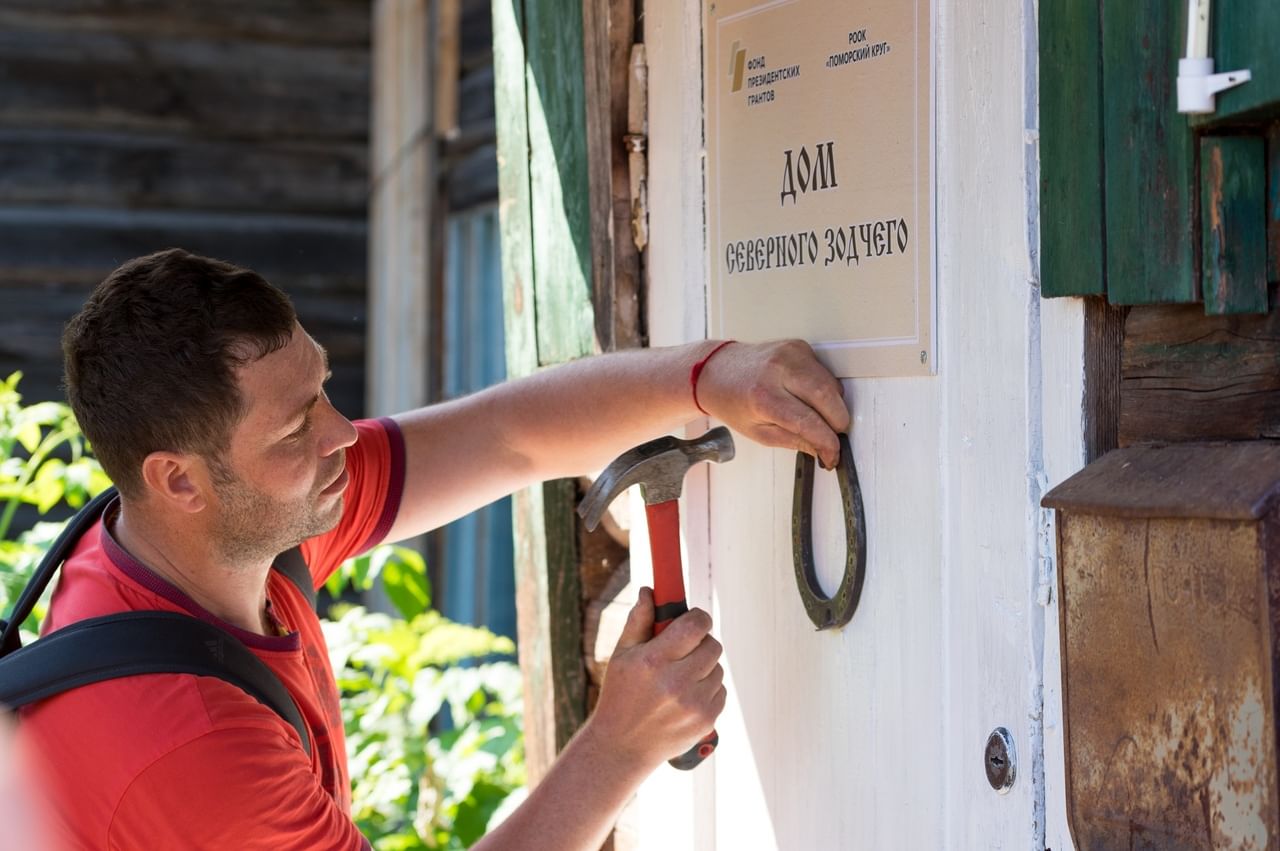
<box><xmin>1043</xmin><ymin>444</ymin><xmax>1280</xmax><ymax>849</ymax></box>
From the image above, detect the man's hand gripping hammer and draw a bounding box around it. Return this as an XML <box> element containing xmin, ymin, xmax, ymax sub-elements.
<box><xmin>577</xmin><ymin>426</ymin><xmax>735</xmax><ymax>771</ymax></box>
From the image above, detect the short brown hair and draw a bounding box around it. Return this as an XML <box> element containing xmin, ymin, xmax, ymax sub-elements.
<box><xmin>63</xmin><ymin>249</ymin><xmax>297</xmax><ymax>498</ymax></box>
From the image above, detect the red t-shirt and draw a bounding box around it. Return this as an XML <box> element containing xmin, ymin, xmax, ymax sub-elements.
<box><xmin>20</xmin><ymin>417</ymin><xmax>406</xmax><ymax>850</ymax></box>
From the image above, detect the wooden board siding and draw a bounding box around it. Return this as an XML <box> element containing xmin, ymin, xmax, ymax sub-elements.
<box><xmin>0</xmin><ymin>0</ymin><xmax>371</xmax><ymax>46</ymax></box>
<box><xmin>1201</xmin><ymin>135</ymin><xmax>1268</xmax><ymax>315</ymax></box>
<box><xmin>1038</xmin><ymin>0</ymin><xmax>1104</xmax><ymax>298</ymax></box>
<box><xmin>492</xmin><ymin>0</ymin><xmax>588</xmax><ymax>782</ymax></box>
<box><xmin>1101</xmin><ymin>0</ymin><xmax>1197</xmax><ymax>305</ymax></box>
<box><xmin>1041</xmin><ymin>4</ymin><xmax>1277</xmax><ymax>311</ymax></box>
<box><xmin>0</xmin><ymin>129</ymin><xmax>366</xmax><ymax>214</ymax></box>
<box><xmin>491</xmin><ymin>0</ymin><xmax>639</xmax><ymax>786</ymax></box>
<box><xmin>0</xmin><ymin>1</ymin><xmax>370</xmax><ymax>420</ymax></box>
<box><xmin>1270</xmin><ymin>125</ymin><xmax>1280</xmax><ymax>286</ymax></box>
<box><xmin>524</xmin><ymin>0</ymin><xmax>596</xmax><ymax>365</ymax></box>
<box><xmin>1191</xmin><ymin>0</ymin><xmax>1280</xmax><ymax>126</ymax></box>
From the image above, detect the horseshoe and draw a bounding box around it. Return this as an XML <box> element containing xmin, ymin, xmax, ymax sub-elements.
<box><xmin>791</xmin><ymin>433</ymin><xmax>866</xmax><ymax>630</ymax></box>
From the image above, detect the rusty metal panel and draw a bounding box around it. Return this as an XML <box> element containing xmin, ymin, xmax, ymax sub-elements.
<box><xmin>1058</xmin><ymin>512</ymin><xmax>1279</xmax><ymax>849</ymax></box>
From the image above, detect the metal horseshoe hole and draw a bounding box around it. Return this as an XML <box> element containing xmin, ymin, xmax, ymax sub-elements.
<box><xmin>791</xmin><ymin>433</ymin><xmax>866</xmax><ymax>630</ymax></box>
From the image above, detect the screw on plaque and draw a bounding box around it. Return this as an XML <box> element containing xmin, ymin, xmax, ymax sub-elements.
<box><xmin>985</xmin><ymin>727</ymin><xmax>1016</xmax><ymax>794</ymax></box>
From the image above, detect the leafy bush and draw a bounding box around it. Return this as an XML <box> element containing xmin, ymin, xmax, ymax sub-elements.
<box><xmin>0</xmin><ymin>372</ymin><xmax>111</xmax><ymax>638</ymax></box>
<box><xmin>324</xmin><ymin>547</ymin><xmax>526</xmax><ymax>850</ymax></box>
<box><xmin>0</xmin><ymin>372</ymin><xmax>526</xmax><ymax>847</ymax></box>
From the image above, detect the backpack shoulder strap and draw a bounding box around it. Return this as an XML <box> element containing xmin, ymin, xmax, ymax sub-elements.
<box><xmin>271</xmin><ymin>547</ymin><xmax>316</xmax><ymax>609</ymax></box>
<box><xmin>0</xmin><ymin>611</ymin><xmax>312</xmax><ymax>757</ymax></box>
<box><xmin>0</xmin><ymin>486</ymin><xmax>118</xmax><ymax>656</ymax></box>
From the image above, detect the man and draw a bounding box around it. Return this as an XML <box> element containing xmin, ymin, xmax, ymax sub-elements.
<box><xmin>22</xmin><ymin>249</ymin><xmax>848</xmax><ymax>849</ymax></box>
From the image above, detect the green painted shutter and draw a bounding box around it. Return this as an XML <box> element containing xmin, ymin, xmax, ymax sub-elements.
<box><xmin>1040</xmin><ymin>0</ymin><xmax>1279</xmax><ymax>313</ymax></box>
<box><xmin>1099</xmin><ymin>1</ymin><xmax>1197</xmax><ymax>305</ymax></box>
<box><xmin>491</xmin><ymin>0</ymin><xmax>594</xmax><ymax>781</ymax></box>
<box><xmin>1200</xmin><ymin>136</ymin><xmax>1268</xmax><ymax>315</ymax></box>
<box><xmin>524</xmin><ymin>0</ymin><xmax>596</xmax><ymax>364</ymax></box>
<box><xmin>1192</xmin><ymin>4</ymin><xmax>1280</xmax><ymax>126</ymax></box>
<box><xmin>1038</xmin><ymin>0</ymin><xmax>1104</xmax><ymax>298</ymax></box>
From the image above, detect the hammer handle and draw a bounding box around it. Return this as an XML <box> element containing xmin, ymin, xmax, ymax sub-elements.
<box><xmin>645</xmin><ymin>500</ymin><xmax>719</xmax><ymax>770</ymax></box>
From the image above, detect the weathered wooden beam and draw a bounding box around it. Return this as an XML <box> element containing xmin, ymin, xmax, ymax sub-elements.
<box><xmin>582</xmin><ymin>0</ymin><xmax>617</xmax><ymax>352</ymax></box>
<box><xmin>0</xmin><ymin>274</ymin><xmax>367</xmax><ymax>419</ymax></box>
<box><xmin>367</xmin><ymin>0</ymin><xmax>436</xmax><ymax>417</ymax></box>
<box><xmin>1083</xmin><ymin>296</ymin><xmax>1125</xmax><ymax>460</ymax></box>
<box><xmin>0</xmin><ymin>206</ymin><xmax>367</xmax><ymax>292</ymax></box>
<box><xmin>0</xmin><ymin>1</ymin><xmax>371</xmax><ymax>46</ymax></box>
<box><xmin>1201</xmin><ymin>135</ymin><xmax>1268</xmax><ymax>315</ymax></box>
<box><xmin>1038</xmin><ymin>0</ymin><xmax>1105</xmax><ymax>298</ymax></box>
<box><xmin>0</xmin><ymin>23</ymin><xmax>368</xmax><ymax>141</ymax></box>
<box><xmin>608</xmin><ymin>0</ymin><xmax>642</xmax><ymax>350</ymax></box>
<box><xmin>435</xmin><ymin>0</ymin><xmax>463</xmax><ymax>141</ymax></box>
<box><xmin>1119</xmin><ymin>296</ymin><xmax>1280</xmax><ymax>445</ymax></box>
<box><xmin>582</xmin><ymin>0</ymin><xmax>643</xmax><ymax>351</ymax></box>
<box><xmin>0</xmin><ymin>129</ymin><xmax>367</xmax><ymax>214</ymax></box>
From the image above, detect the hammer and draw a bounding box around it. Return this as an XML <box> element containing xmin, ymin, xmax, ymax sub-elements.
<box><xmin>578</xmin><ymin>426</ymin><xmax>736</xmax><ymax>770</ymax></box>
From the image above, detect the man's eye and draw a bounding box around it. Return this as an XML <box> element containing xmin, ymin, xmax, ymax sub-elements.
<box><xmin>288</xmin><ymin>418</ymin><xmax>313</xmax><ymax>439</ymax></box>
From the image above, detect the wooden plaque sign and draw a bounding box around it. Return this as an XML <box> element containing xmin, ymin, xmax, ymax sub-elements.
<box><xmin>705</xmin><ymin>0</ymin><xmax>935</xmax><ymax>377</ymax></box>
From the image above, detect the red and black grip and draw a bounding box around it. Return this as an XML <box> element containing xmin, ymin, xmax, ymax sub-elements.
<box><xmin>645</xmin><ymin>500</ymin><xmax>719</xmax><ymax>771</ymax></box>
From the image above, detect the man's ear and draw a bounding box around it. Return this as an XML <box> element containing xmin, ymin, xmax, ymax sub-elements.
<box><xmin>138</xmin><ymin>451</ymin><xmax>209</xmax><ymax>513</ymax></box>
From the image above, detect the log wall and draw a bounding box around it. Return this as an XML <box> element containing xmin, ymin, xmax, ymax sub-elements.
<box><xmin>0</xmin><ymin>0</ymin><xmax>372</xmax><ymax>418</ymax></box>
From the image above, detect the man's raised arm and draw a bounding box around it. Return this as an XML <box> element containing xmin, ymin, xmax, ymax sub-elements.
<box><xmin>381</xmin><ymin>339</ymin><xmax>849</xmax><ymax>543</ymax></box>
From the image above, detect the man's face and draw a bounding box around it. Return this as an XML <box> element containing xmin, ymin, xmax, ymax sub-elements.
<box><xmin>207</xmin><ymin>323</ymin><xmax>358</xmax><ymax>564</ymax></box>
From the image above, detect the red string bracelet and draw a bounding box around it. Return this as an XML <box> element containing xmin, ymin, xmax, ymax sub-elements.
<box><xmin>690</xmin><ymin>340</ymin><xmax>736</xmax><ymax>416</ymax></box>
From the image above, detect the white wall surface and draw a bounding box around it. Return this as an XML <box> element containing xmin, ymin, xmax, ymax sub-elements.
<box><xmin>639</xmin><ymin>0</ymin><xmax>1083</xmax><ymax>847</ymax></box>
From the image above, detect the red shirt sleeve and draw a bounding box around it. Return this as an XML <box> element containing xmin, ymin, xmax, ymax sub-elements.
<box><xmin>106</xmin><ymin>726</ymin><xmax>371</xmax><ymax>851</ymax></box>
<box><xmin>300</xmin><ymin>417</ymin><xmax>406</xmax><ymax>588</ymax></box>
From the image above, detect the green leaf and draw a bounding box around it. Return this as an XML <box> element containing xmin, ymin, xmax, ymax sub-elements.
<box><xmin>323</xmin><ymin>548</ymin><xmax>523</xmax><ymax>849</ymax></box>
<box><xmin>14</xmin><ymin>421</ymin><xmax>41</xmax><ymax>454</ymax></box>
<box><xmin>325</xmin><ymin>568</ymin><xmax>346</xmax><ymax>599</ymax></box>
<box><xmin>373</xmin><ymin>834</ymin><xmax>429</xmax><ymax>851</ymax></box>
<box><xmin>451</xmin><ymin>779</ymin><xmax>510</xmax><ymax>846</ymax></box>
<box><xmin>31</xmin><ymin>459</ymin><xmax>68</xmax><ymax>513</ymax></box>
<box><xmin>382</xmin><ymin>557</ymin><xmax>431</xmax><ymax>620</ymax></box>
<box><xmin>87</xmin><ymin>467</ymin><xmax>112</xmax><ymax>496</ymax></box>
<box><xmin>15</xmin><ymin>402</ymin><xmax>68</xmax><ymax>429</ymax></box>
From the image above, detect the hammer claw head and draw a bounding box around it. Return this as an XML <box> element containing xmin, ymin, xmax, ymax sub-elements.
<box><xmin>578</xmin><ymin>427</ymin><xmax>735</xmax><ymax>531</ymax></box>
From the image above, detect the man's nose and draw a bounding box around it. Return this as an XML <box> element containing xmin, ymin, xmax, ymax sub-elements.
<box><xmin>319</xmin><ymin>396</ymin><xmax>358</xmax><ymax>455</ymax></box>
